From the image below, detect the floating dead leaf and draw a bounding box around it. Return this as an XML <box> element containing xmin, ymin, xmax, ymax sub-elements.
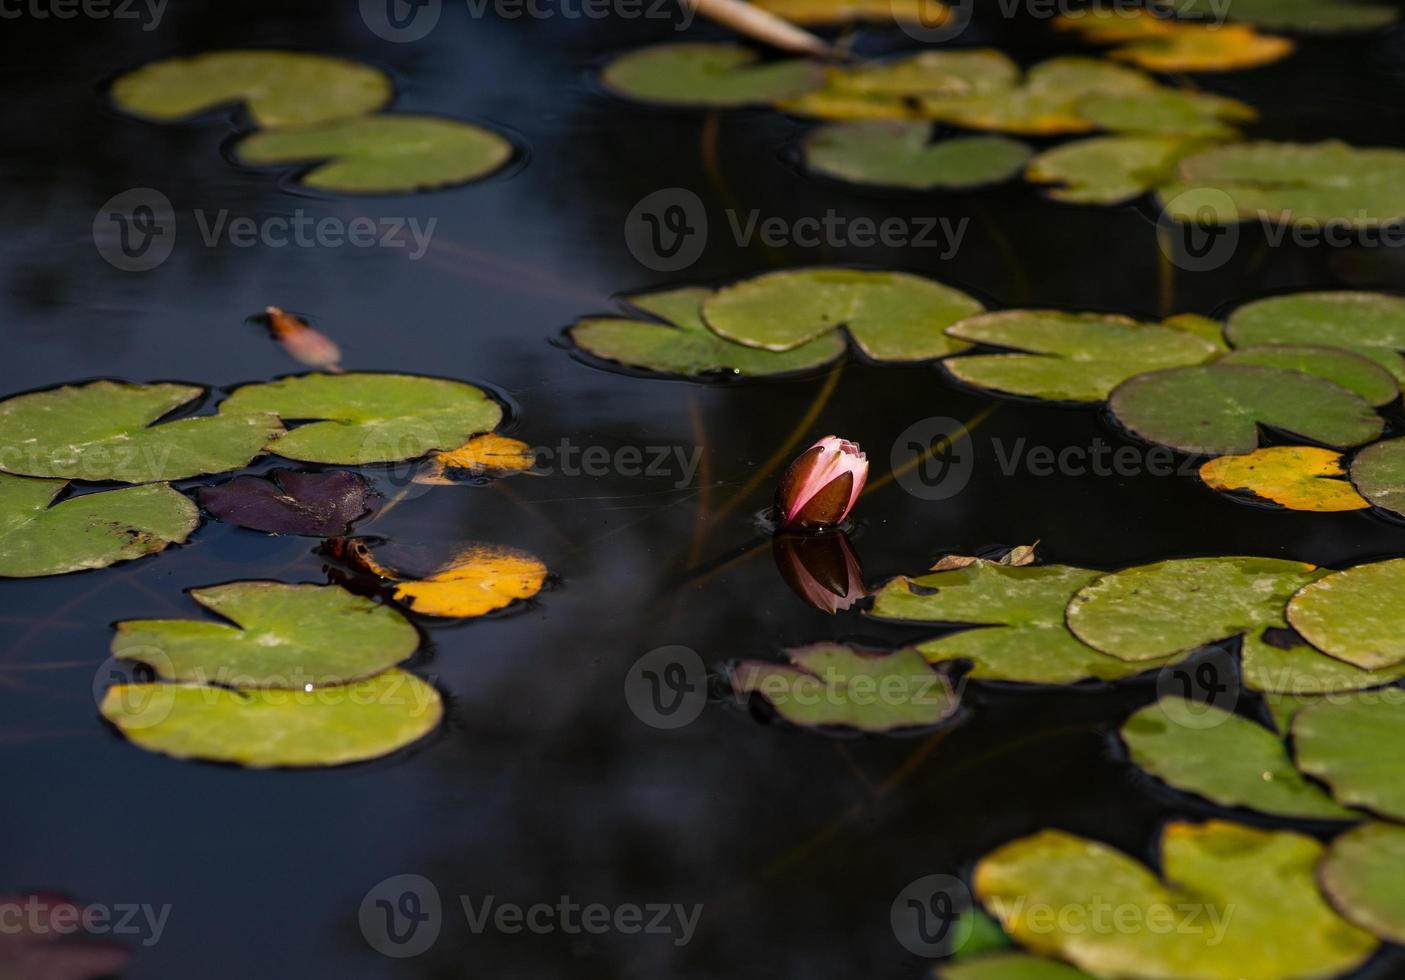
<box><xmin>1056</xmin><ymin>9</ymin><xmax>1293</xmax><ymax>72</ymax></box>
<box><xmin>346</xmin><ymin>543</ymin><xmax>549</xmax><ymax>619</ymax></box>
<box><xmin>930</xmin><ymin>542</ymin><xmax>1038</xmax><ymax>572</ymax></box>
<box><xmin>263</xmin><ymin>307</ymin><xmax>341</xmax><ymax>372</ymax></box>
<box><xmin>1199</xmin><ymin>446</ymin><xmax>1371</xmax><ymax>512</ymax></box>
<box><xmin>413</xmin><ymin>434</ymin><xmax>537</xmax><ymax>485</ymax></box>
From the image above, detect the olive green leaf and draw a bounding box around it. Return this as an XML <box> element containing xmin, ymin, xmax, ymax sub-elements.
<box><xmin>750</xmin><ymin>0</ymin><xmax>948</xmax><ymax>25</ymax></box>
<box><xmin>600</xmin><ymin>43</ymin><xmax>823</xmax><ymax>107</ymax></box>
<box><xmin>569</xmin><ymin>287</ymin><xmax>844</xmax><ymax>378</ymax></box>
<box><xmin>1295</xmin><ymin>695</ymin><xmax>1405</xmax><ymax>819</ymax></box>
<box><xmin>112</xmin><ymin>582</ymin><xmax>419</xmax><ymax>688</ymax></box>
<box><xmin>1198</xmin><ymin>446</ymin><xmax>1371</xmax><ymax>513</ymax></box>
<box><xmin>1026</xmin><ymin>135</ymin><xmax>1197</xmax><ymax>205</ymax></box>
<box><xmin>100</xmin><ymin>669</ymin><xmax>442</xmax><ymax>769</ymax></box>
<box><xmin>943</xmin><ymin>310</ymin><xmax>1219</xmax><ymax>402</ymax></box>
<box><xmin>1078</xmin><ymin>89</ymin><xmax>1255</xmax><ymax>139</ymax></box>
<box><xmin>1219</xmin><ymin>345</ymin><xmax>1398</xmax><ymax>406</ymax></box>
<box><xmin>0</xmin><ymin>381</ymin><xmax>282</xmax><ymax>482</ymax></box>
<box><xmin>1226</xmin><ymin>291</ymin><xmax>1405</xmax><ymax>383</ymax></box>
<box><xmin>936</xmin><ymin>953</ymin><xmax>1093</xmax><ymax>979</ymax></box>
<box><xmin>0</xmin><ymin>474</ymin><xmax>197</xmax><ymax>578</ymax></box>
<box><xmin>1121</xmin><ymin>698</ymin><xmax>1357</xmax><ymax>819</ymax></box>
<box><xmin>976</xmin><ymin>821</ymin><xmax>1377</xmax><ymax>979</ymax></box>
<box><xmin>1320</xmin><ymin>822</ymin><xmax>1405</xmax><ymax>944</ymax></box>
<box><xmin>729</xmin><ymin>643</ymin><xmax>958</xmax><ymax>732</ymax></box>
<box><xmin>777</xmin><ymin>50</ymin><xmax>1019</xmax><ymax>122</ymax></box>
<box><xmin>219</xmin><ymin>372</ymin><xmax>502</xmax><ymax>465</ymax></box>
<box><xmin>237</xmin><ymin>115</ymin><xmax>512</xmax><ymax>193</ymax></box>
<box><xmin>870</xmin><ymin>561</ymin><xmax>1173</xmax><ymax>684</ymax></box>
<box><xmin>803</xmin><ymin>122</ymin><xmax>1030</xmax><ymax>190</ymax></box>
<box><xmin>701</xmin><ymin>268</ymin><xmax>984</xmax><ymax>361</ymax></box>
<box><xmin>110</xmin><ymin>50</ymin><xmax>392</xmax><ymax>128</ymax></box>
<box><xmin>1159</xmin><ymin>141</ymin><xmax>1405</xmax><ymax>227</ymax></box>
<box><xmin>1108</xmin><ymin>363</ymin><xmax>1383</xmax><ymax>456</ymax></box>
<box><xmin>1351</xmin><ymin>437</ymin><xmax>1405</xmax><ymax>517</ymax></box>
<box><xmin>1067</xmin><ymin>556</ymin><xmax>1323</xmax><ymax>662</ymax></box>
<box><xmin>1287</xmin><ymin>558</ymin><xmax>1405</xmax><ymax>670</ymax></box>
<box><xmin>1242</xmin><ymin>627</ymin><xmax>1405</xmax><ymax>696</ymax></box>
<box><xmin>1158</xmin><ymin>0</ymin><xmax>1397</xmax><ymax>33</ymax></box>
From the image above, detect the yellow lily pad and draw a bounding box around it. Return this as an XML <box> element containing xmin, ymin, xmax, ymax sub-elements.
<box><xmin>1056</xmin><ymin>9</ymin><xmax>1294</xmax><ymax>72</ymax></box>
<box><xmin>391</xmin><ymin>544</ymin><xmax>548</xmax><ymax>618</ymax></box>
<box><xmin>1199</xmin><ymin>446</ymin><xmax>1371</xmax><ymax>512</ymax></box>
<box><xmin>414</xmin><ymin>434</ymin><xmax>537</xmax><ymax>485</ymax></box>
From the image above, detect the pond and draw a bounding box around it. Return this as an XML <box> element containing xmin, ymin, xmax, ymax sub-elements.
<box><xmin>5</xmin><ymin>1</ymin><xmax>1405</xmax><ymax>978</ymax></box>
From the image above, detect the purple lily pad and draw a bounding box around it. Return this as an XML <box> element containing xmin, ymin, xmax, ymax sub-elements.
<box><xmin>197</xmin><ymin>470</ymin><xmax>377</xmax><ymax>537</ymax></box>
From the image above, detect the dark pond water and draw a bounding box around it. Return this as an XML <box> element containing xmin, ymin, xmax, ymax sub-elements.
<box><xmin>6</xmin><ymin>2</ymin><xmax>1405</xmax><ymax>977</ymax></box>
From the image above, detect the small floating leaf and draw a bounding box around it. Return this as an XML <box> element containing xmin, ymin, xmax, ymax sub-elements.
<box><xmin>1067</xmin><ymin>556</ymin><xmax>1322</xmax><ymax>661</ymax></box>
<box><xmin>197</xmin><ymin>470</ymin><xmax>377</xmax><ymax>536</ymax></box>
<box><xmin>1226</xmin><ymin>291</ymin><xmax>1405</xmax><ymax>383</ymax></box>
<box><xmin>100</xmin><ymin>669</ymin><xmax>441</xmax><ymax>768</ymax></box>
<box><xmin>414</xmin><ymin>434</ymin><xmax>537</xmax><ymax>485</ymax></box>
<box><xmin>936</xmin><ymin>954</ymin><xmax>1093</xmax><ymax>979</ymax></box>
<box><xmin>220</xmin><ymin>372</ymin><xmax>502</xmax><ymax>465</ymax></box>
<box><xmin>1199</xmin><ymin>446</ymin><xmax>1371</xmax><ymax>512</ymax></box>
<box><xmin>1351</xmin><ymin>437</ymin><xmax>1405</xmax><ymax>517</ymax></box>
<box><xmin>0</xmin><ymin>381</ymin><xmax>282</xmax><ymax>483</ymax></box>
<box><xmin>701</xmin><ymin>268</ymin><xmax>984</xmax><ymax>361</ymax></box>
<box><xmin>388</xmin><ymin>544</ymin><xmax>548</xmax><ymax>618</ymax></box>
<box><xmin>1219</xmin><ymin>345</ymin><xmax>1398</xmax><ymax>406</ymax></box>
<box><xmin>237</xmin><ymin>115</ymin><xmax>511</xmax><ymax>192</ymax></box>
<box><xmin>1159</xmin><ymin>141</ymin><xmax>1405</xmax><ymax>227</ymax></box>
<box><xmin>1320</xmin><ymin>822</ymin><xmax>1405</xmax><ymax>944</ymax></box>
<box><xmin>975</xmin><ymin>822</ymin><xmax>1377</xmax><ymax>979</ymax></box>
<box><xmin>730</xmin><ymin>643</ymin><xmax>958</xmax><ymax>732</ymax></box>
<box><xmin>1056</xmin><ymin>10</ymin><xmax>1294</xmax><ymax>72</ymax></box>
<box><xmin>110</xmin><ymin>50</ymin><xmax>392</xmax><ymax>128</ymax></box>
<box><xmin>1157</xmin><ymin>0</ymin><xmax>1397</xmax><ymax>33</ymax></box>
<box><xmin>778</xmin><ymin>50</ymin><xmax>1020</xmax><ymax>121</ymax></box>
<box><xmin>601</xmin><ymin>43</ymin><xmax>823</xmax><ymax>107</ymax></box>
<box><xmin>1026</xmin><ymin>134</ymin><xmax>1195</xmax><ymax>205</ymax></box>
<box><xmin>1241</xmin><ymin>627</ymin><xmax>1405</xmax><ymax>695</ymax></box>
<box><xmin>1078</xmin><ymin>89</ymin><xmax>1255</xmax><ymax>139</ymax></box>
<box><xmin>569</xmin><ymin>286</ymin><xmax>844</xmax><ymax>377</ymax></box>
<box><xmin>1295</xmin><ymin>695</ymin><xmax>1405</xmax><ymax>819</ymax></box>
<box><xmin>0</xmin><ymin>474</ymin><xmax>197</xmax><ymax>578</ymax></box>
<box><xmin>1108</xmin><ymin>363</ymin><xmax>1383</xmax><ymax>456</ymax></box>
<box><xmin>870</xmin><ymin>560</ymin><xmax>1171</xmax><ymax>684</ymax></box>
<box><xmin>112</xmin><ymin>581</ymin><xmax>418</xmax><ymax>688</ymax></box>
<box><xmin>943</xmin><ymin>310</ymin><xmax>1219</xmax><ymax>402</ymax></box>
<box><xmin>1287</xmin><ymin>558</ymin><xmax>1405</xmax><ymax>670</ymax></box>
<box><xmin>803</xmin><ymin>122</ymin><xmax>1030</xmax><ymax>190</ymax></box>
<box><xmin>1121</xmin><ymin>698</ymin><xmax>1356</xmax><ymax>819</ymax></box>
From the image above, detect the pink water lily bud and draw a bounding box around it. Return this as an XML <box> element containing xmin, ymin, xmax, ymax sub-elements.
<box><xmin>773</xmin><ymin>531</ymin><xmax>867</xmax><ymax>614</ymax></box>
<box><xmin>775</xmin><ymin>436</ymin><xmax>867</xmax><ymax>529</ymax></box>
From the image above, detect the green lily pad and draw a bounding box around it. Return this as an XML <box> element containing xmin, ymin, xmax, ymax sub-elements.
<box><xmin>943</xmin><ymin>310</ymin><xmax>1219</xmax><ymax>402</ymax></box>
<box><xmin>1026</xmin><ymin>135</ymin><xmax>1197</xmax><ymax>205</ymax></box>
<box><xmin>569</xmin><ymin>287</ymin><xmax>844</xmax><ymax>378</ymax></box>
<box><xmin>975</xmin><ymin>821</ymin><xmax>1377</xmax><ymax>979</ymax></box>
<box><xmin>1108</xmin><ymin>363</ymin><xmax>1384</xmax><ymax>456</ymax></box>
<box><xmin>1121</xmin><ymin>698</ymin><xmax>1356</xmax><ymax>819</ymax></box>
<box><xmin>701</xmin><ymin>268</ymin><xmax>984</xmax><ymax>361</ymax></box>
<box><xmin>1159</xmin><ymin>141</ymin><xmax>1405</xmax><ymax>227</ymax></box>
<box><xmin>729</xmin><ymin>643</ymin><xmax>958</xmax><ymax>732</ymax></box>
<box><xmin>803</xmin><ymin>122</ymin><xmax>1030</xmax><ymax>190</ymax></box>
<box><xmin>936</xmin><ymin>954</ymin><xmax>1093</xmax><ymax>979</ymax></box>
<box><xmin>0</xmin><ymin>381</ymin><xmax>282</xmax><ymax>483</ymax></box>
<box><xmin>0</xmin><ymin>474</ymin><xmax>197</xmax><ymax>578</ymax></box>
<box><xmin>870</xmin><ymin>561</ymin><xmax>1172</xmax><ymax>684</ymax></box>
<box><xmin>1351</xmin><ymin>437</ymin><xmax>1405</xmax><ymax>517</ymax></box>
<box><xmin>112</xmin><ymin>581</ymin><xmax>419</xmax><ymax>688</ymax></box>
<box><xmin>1242</xmin><ymin>627</ymin><xmax>1405</xmax><ymax>695</ymax></box>
<box><xmin>600</xmin><ymin>43</ymin><xmax>823</xmax><ymax>107</ymax></box>
<box><xmin>1287</xmin><ymin>558</ymin><xmax>1405</xmax><ymax>670</ymax></box>
<box><xmin>1226</xmin><ymin>291</ymin><xmax>1405</xmax><ymax>383</ymax></box>
<box><xmin>219</xmin><ymin>372</ymin><xmax>502</xmax><ymax>465</ymax></box>
<box><xmin>1320</xmin><ymin>822</ymin><xmax>1405</xmax><ymax>944</ymax></box>
<box><xmin>778</xmin><ymin>50</ymin><xmax>1019</xmax><ymax>121</ymax></box>
<box><xmin>110</xmin><ymin>50</ymin><xmax>392</xmax><ymax>128</ymax></box>
<box><xmin>1067</xmin><ymin>556</ymin><xmax>1323</xmax><ymax>662</ymax></box>
<box><xmin>1219</xmin><ymin>345</ymin><xmax>1398</xmax><ymax>406</ymax></box>
<box><xmin>100</xmin><ymin>669</ymin><xmax>442</xmax><ymax>768</ymax></box>
<box><xmin>1079</xmin><ymin>90</ymin><xmax>1255</xmax><ymax>139</ymax></box>
<box><xmin>237</xmin><ymin>115</ymin><xmax>511</xmax><ymax>192</ymax></box>
<box><xmin>1159</xmin><ymin>0</ymin><xmax>1397</xmax><ymax>32</ymax></box>
<box><xmin>1294</xmin><ymin>695</ymin><xmax>1405</xmax><ymax>819</ymax></box>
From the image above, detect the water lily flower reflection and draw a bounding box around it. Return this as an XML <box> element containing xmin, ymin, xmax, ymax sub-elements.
<box><xmin>773</xmin><ymin>531</ymin><xmax>867</xmax><ymax>614</ymax></box>
<box><xmin>774</xmin><ymin>436</ymin><xmax>868</xmax><ymax>530</ymax></box>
